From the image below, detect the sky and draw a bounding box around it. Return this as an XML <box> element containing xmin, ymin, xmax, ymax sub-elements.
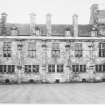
<box><xmin>0</xmin><ymin>0</ymin><xmax>105</xmax><ymax>24</ymax></box>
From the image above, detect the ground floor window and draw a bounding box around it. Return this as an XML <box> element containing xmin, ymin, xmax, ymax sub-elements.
<box><xmin>95</xmin><ymin>64</ymin><xmax>105</xmax><ymax>72</ymax></box>
<box><xmin>57</xmin><ymin>64</ymin><xmax>64</xmax><ymax>73</ymax></box>
<box><xmin>48</xmin><ymin>64</ymin><xmax>64</xmax><ymax>73</ymax></box>
<box><xmin>48</xmin><ymin>64</ymin><xmax>55</xmax><ymax>73</ymax></box>
<box><xmin>24</xmin><ymin>65</ymin><xmax>39</xmax><ymax>73</ymax></box>
<box><xmin>72</xmin><ymin>64</ymin><xmax>86</xmax><ymax>73</ymax></box>
<box><xmin>0</xmin><ymin>65</ymin><xmax>15</xmax><ymax>73</ymax></box>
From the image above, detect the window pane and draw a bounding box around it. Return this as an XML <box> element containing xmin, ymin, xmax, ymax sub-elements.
<box><xmin>76</xmin><ymin>65</ymin><xmax>79</xmax><ymax>72</ymax></box>
<box><xmin>99</xmin><ymin>43</ymin><xmax>105</xmax><ymax>57</ymax></box>
<box><xmin>96</xmin><ymin>65</ymin><xmax>98</xmax><ymax>72</ymax></box>
<box><xmin>75</xmin><ymin>43</ymin><xmax>82</xmax><ymax>57</ymax></box>
<box><xmin>4</xmin><ymin>65</ymin><xmax>6</xmax><ymax>73</ymax></box>
<box><xmin>28</xmin><ymin>41</ymin><xmax>36</xmax><ymax>57</ymax></box>
<box><xmin>103</xmin><ymin>65</ymin><xmax>105</xmax><ymax>72</ymax></box>
<box><xmin>33</xmin><ymin>65</ymin><xmax>39</xmax><ymax>73</ymax></box>
<box><xmin>72</xmin><ymin>65</ymin><xmax>75</xmax><ymax>72</ymax></box>
<box><xmin>57</xmin><ymin>64</ymin><xmax>63</xmax><ymax>72</ymax></box>
<box><xmin>3</xmin><ymin>42</ymin><xmax>11</xmax><ymax>57</ymax></box>
<box><xmin>0</xmin><ymin>65</ymin><xmax>3</xmax><ymax>73</ymax></box>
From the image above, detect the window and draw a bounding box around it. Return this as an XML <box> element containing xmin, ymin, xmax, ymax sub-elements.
<box><xmin>25</xmin><ymin>65</ymin><xmax>31</xmax><ymax>73</ymax></box>
<box><xmin>80</xmin><ymin>65</ymin><xmax>86</xmax><ymax>72</ymax></box>
<box><xmin>48</xmin><ymin>64</ymin><xmax>55</xmax><ymax>73</ymax></box>
<box><xmin>72</xmin><ymin>65</ymin><xmax>86</xmax><ymax>73</ymax></box>
<box><xmin>8</xmin><ymin>65</ymin><xmax>15</xmax><ymax>73</ymax></box>
<box><xmin>99</xmin><ymin>43</ymin><xmax>105</xmax><ymax>57</ymax></box>
<box><xmin>24</xmin><ymin>65</ymin><xmax>39</xmax><ymax>73</ymax></box>
<box><xmin>52</xmin><ymin>43</ymin><xmax>60</xmax><ymax>58</ymax></box>
<box><xmin>0</xmin><ymin>65</ymin><xmax>15</xmax><ymax>74</ymax></box>
<box><xmin>28</xmin><ymin>40</ymin><xmax>36</xmax><ymax>58</ymax></box>
<box><xmin>3</xmin><ymin>42</ymin><xmax>11</xmax><ymax>57</ymax></box>
<box><xmin>65</xmin><ymin>30</ymin><xmax>71</xmax><ymax>36</ymax></box>
<box><xmin>57</xmin><ymin>64</ymin><xmax>64</xmax><ymax>72</ymax></box>
<box><xmin>95</xmin><ymin>64</ymin><xmax>105</xmax><ymax>72</ymax></box>
<box><xmin>75</xmin><ymin>43</ymin><xmax>82</xmax><ymax>57</ymax></box>
<box><xmin>33</xmin><ymin>65</ymin><xmax>39</xmax><ymax>73</ymax></box>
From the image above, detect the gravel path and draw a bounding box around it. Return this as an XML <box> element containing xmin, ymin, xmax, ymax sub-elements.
<box><xmin>0</xmin><ymin>83</ymin><xmax>105</xmax><ymax>104</ymax></box>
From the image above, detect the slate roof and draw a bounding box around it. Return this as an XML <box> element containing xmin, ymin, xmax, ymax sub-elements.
<box><xmin>97</xmin><ymin>10</ymin><xmax>105</xmax><ymax>18</ymax></box>
<box><xmin>4</xmin><ymin>23</ymin><xmax>92</xmax><ymax>37</ymax></box>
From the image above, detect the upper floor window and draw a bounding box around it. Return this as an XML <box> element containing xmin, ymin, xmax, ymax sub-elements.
<box><xmin>72</xmin><ymin>64</ymin><xmax>86</xmax><ymax>73</ymax></box>
<box><xmin>99</xmin><ymin>43</ymin><xmax>105</xmax><ymax>57</ymax></box>
<box><xmin>75</xmin><ymin>43</ymin><xmax>82</xmax><ymax>57</ymax></box>
<box><xmin>51</xmin><ymin>43</ymin><xmax>60</xmax><ymax>58</ymax></box>
<box><xmin>3</xmin><ymin>42</ymin><xmax>11</xmax><ymax>57</ymax></box>
<box><xmin>28</xmin><ymin>40</ymin><xmax>36</xmax><ymax>58</ymax></box>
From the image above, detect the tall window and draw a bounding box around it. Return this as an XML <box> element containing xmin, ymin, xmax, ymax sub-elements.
<box><xmin>95</xmin><ymin>64</ymin><xmax>105</xmax><ymax>72</ymax></box>
<box><xmin>0</xmin><ymin>65</ymin><xmax>15</xmax><ymax>74</ymax></box>
<box><xmin>99</xmin><ymin>43</ymin><xmax>105</xmax><ymax>57</ymax></box>
<box><xmin>48</xmin><ymin>64</ymin><xmax>55</xmax><ymax>73</ymax></box>
<box><xmin>28</xmin><ymin>40</ymin><xmax>36</xmax><ymax>58</ymax></box>
<box><xmin>57</xmin><ymin>64</ymin><xmax>64</xmax><ymax>73</ymax></box>
<box><xmin>75</xmin><ymin>43</ymin><xmax>82</xmax><ymax>57</ymax></box>
<box><xmin>3</xmin><ymin>42</ymin><xmax>11</xmax><ymax>57</ymax></box>
<box><xmin>52</xmin><ymin>43</ymin><xmax>60</xmax><ymax>58</ymax></box>
<box><xmin>72</xmin><ymin>65</ymin><xmax>86</xmax><ymax>73</ymax></box>
<box><xmin>24</xmin><ymin>65</ymin><xmax>39</xmax><ymax>73</ymax></box>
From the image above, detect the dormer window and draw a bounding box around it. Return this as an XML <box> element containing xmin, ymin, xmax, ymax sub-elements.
<box><xmin>35</xmin><ymin>27</ymin><xmax>40</xmax><ymax>36</ymax></box>
<box><xmin>65</xmin><ymin>28</ymin><xmax>71</xmax><ymax>37</ymax></box>
<box><xmin>91</xmin><ymin>27</ymin><xmax>97</xmax><ymax>37</ymax></box>
<box><xmin>10</xmin><ymin>26</ymin><xmax>18</xmax><ymax>36</ymax></box>
<box><xmin>98</xmin><ymin>27</ymin><xmax>105</xmax><ymax>36</ymax></box>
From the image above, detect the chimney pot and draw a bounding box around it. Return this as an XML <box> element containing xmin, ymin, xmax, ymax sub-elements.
<box><xmin>72</xmin><ymin>14</ymin><xmax>78</xmax><ymax>37</ymax></box>
<box><xmin>29</xmin><ymin>12</ymin><xmax>36</xmax><ymax>35</ymax></box>
<box><xmin>46</xmin><ymin>13</ymin><xmax>52</xmax><ymax>36</ymax></box>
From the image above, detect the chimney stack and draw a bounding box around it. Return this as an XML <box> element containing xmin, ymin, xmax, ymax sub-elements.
<box><xmin>1</xmin><ymin>12</ymin><xmax>8</xmax><ymax>35</ymax></box>
<box><xmin>46</xmin><ymin>13</ymin><xmax>52</xmax><ymax>36</ymax></box>
<box><xmin>89</xmin><ymin>4</ymin><xmax>98</xmax><ymax>25</ymax></box>
<box><xmin>29</xmin><ymin>13</ymin><xmax>36</xmax><ymax>35</ymax></box>
<box><xmin>73</xmin><ymin>14</ymin><xmax>78</xmax><ymax>37</ymax></box>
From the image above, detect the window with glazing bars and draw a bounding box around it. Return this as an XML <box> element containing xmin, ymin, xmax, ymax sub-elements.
<box><xmin>51</xmin><ymin>43</ymin><xmax>60</xmax><ymax>57</ymax></box>
<box><xmin>99</xmin><ymin>43</ymin><xmax>105</xmax><ymax>57</ymax></box>
<box><xmin>0</xmin><ymin>65</ymin><xmax>15</xmax><ymax>73</ymax></box>
<box><xmin>3</xmin><ymin>42</ymin><xmax>11</xmax><ymax>57</ymax></box>
<box><xmin>33</xmin><ymin>65</ymin><xmax>39</xmax><ymax>73</ymax></box>
<box><xmin>24</xmin><ymin>65</ymin><xmax>39</xmax><ymax>73</ymax></box>
<box><xmin>95</xmin><ymin>64</ymin><xmax>105</xmax><ymax>72</ymax></box>
<box><xmin>28</xmin><ymin>40</ymin><xmax>36</xmax><ymax>58</ymax></box>
<box><xmin>72</xmin><ymin>65</ymin><xmax>86</xmax><ymax>73</ymax></box>
<box><xmin>75</xmin><ymin>43</ymin><xmax>82</xmax><ymax>57</ymax></box>
<box><xmin>57</xmin><ymin>64</ymin><xmax>64</xmax><ymax>72</ymax></box>
<box><xmin>48</xmin><ymin>64</ymin><xmax>55</xmax><ymax>73</ymax></box>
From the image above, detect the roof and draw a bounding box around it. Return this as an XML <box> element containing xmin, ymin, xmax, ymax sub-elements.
<box><xmin>2</xmin><ymin>23</ymin><xmax>92</xmax><ymax>37</ymax></box>
<box><xmin>97</xmin><ymin>10</ymin><xmax>105</xmax><ymax>18</ymax></box>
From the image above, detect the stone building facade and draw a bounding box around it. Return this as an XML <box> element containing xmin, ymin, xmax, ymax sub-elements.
<box><xmin>0</xmin><ymin>4</ymin><xmax>105</xmax><ymax>83</ymax></box>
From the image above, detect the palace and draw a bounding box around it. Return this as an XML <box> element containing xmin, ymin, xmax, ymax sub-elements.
<box><xmin>0</xmin><ymin>4</ymin><xmax>105</xmax><ymax>83</ymax></box>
